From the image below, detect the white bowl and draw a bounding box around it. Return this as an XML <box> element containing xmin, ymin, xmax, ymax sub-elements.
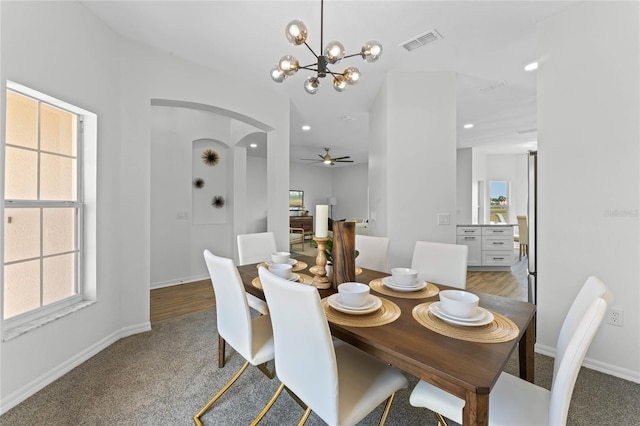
<box><xmin>338</xmin><ymin>282</ymin><xmax>370</xmax><ymax>308</ymax></box>
<box><xmin>269</xmin><ymin>263</ymin><xmax>292</xmax><ymax>279</ymax></box>
<box><xmin>271</xmin><ymin>251</ymin><xmax>291</xmax><ymax>264</ymax></box>
<box><xmin>391</xmin><ymin>267</ymin><xmax>418</xmax><ymax>286</ymax></box>
<box><xmin>439</xmin><ymin>290</ymin><xmax>479</xmax><ymax>319</ymax></box>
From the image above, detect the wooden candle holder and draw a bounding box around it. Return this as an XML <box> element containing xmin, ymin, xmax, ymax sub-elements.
<box><xmin>309</xmin><ymin>236</ymin><xmax>332</xmax><ymax>289</ymax></box>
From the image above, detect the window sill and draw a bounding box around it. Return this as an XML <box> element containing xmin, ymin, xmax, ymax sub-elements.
<box><xmin>2</xmin><ymin>300</ymin><xmax>96</xmax><ymax>342</ymax></box>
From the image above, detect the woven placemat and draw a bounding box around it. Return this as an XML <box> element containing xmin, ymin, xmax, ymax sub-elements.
<box><xmin>251</xmin><ymin>273</ymin><xmax>313</xmax><ymax>290</ymax></box>
<box><xmin>369</xmin><ymin>278</ymin><xmax>439</xmax><ymax>299</ymax></box>
<box><xmin>412</xmin><ymin>302</ymin><xmax>519</xmax><ymax>343</ymax></box>
<box><xmin>257</xmin><ymin>261</ymin><xmax>308</xmax><ymax>272</ymax></box>
<box><xmin>321</xmin><ymin>297</ymin><xmax>401</xmax><ymax>328</ymax></box>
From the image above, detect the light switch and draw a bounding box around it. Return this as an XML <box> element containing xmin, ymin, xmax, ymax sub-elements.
<box><xmin>176</xmin><ymin>212</ymin><xmax>189</xmax><ymax>220</ymax></box>
<box><xmin>437</xmin><ymin>213</ymin><xmax>450</xmax><ymax>225</ymax></box>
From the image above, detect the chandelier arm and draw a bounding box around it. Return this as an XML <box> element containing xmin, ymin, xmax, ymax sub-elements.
<box><xmin>303</xmin><ymin>42</ymin><xmax>320</xmax><ymax>59</ymax></box>
<box><xmin>320</xmin><ymin>0</ymin><xmax>324</xmax><ymax>54</ymax></box>
<box><xmin>299</xmin><ymin>65</ymin><xmax>319</xmax><ymax>71</ymax></box>
<box><xmin>343</xmin><ymin>53</ymin><xmax>362</xmax><ymax>59</ymax></box>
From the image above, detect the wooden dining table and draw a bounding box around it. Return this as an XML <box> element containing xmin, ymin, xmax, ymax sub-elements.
<box><xmin>237</xmin><ymin>255</ymin><xmax>536</xmax><ymax>426</ymax></box>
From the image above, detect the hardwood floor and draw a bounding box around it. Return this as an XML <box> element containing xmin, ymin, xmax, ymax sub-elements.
<box><xmin>150</xmin><ymin>252</ymin><xmax>529</xmax><ymax>323</ymax></box>
<box><xmin>150</xmin><ymin>279</ymin><xmax>215</xmax><ymax>323</ymax></box>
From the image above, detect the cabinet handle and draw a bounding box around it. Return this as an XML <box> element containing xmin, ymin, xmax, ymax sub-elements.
<box><xmin>493</xmin><ymin>257</ymin><xmax>505</xmax><ymax>260</ymax></box>
<box><xmin>464</xmin><ymin>237</ymin><xmax>476</xmax><ymax>240</ymax></box>
<box><xmin>464</xmin><ymin>230</ymin><xmax>474</xmax><ymax>233</ymax></box>
<box><xmin>493</xmin><ymin>242</ymin><xmax>504</xmax><ymax>245</ymax></box>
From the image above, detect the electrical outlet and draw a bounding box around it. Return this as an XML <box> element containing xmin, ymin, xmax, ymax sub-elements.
<box><xmin>437</xmin><ymin>213</ymin><xmax>451</xmax><ymax>225</ymax></box>
<box><xmin>607</xmin><ymin>308</ymin><xmax>624</xmax><ymax>327</ymax></box>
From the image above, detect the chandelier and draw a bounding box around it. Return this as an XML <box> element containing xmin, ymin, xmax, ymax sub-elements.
<box><xmin>270</xmin><ymin>0</ymin><xmax>383</xmax><ymax>94</ymax></box>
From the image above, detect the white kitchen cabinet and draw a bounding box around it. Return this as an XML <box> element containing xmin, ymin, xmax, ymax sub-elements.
<box><xmin>457</xmin><ymin>225</ymin><xmax>515</xmax><ymax>269</ymax></box>
<box><xmin>456</xmin><ymin>227</ymin><xmax>482</xmax><ymax>266</ymax></box>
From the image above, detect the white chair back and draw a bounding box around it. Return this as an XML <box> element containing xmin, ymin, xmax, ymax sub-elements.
<box><xmin>203</xmin><ymin>250</ymin><xmax>254</xmax><ymax>360</ymax></box>
<box><xmin>237</xmin><ymin>232</ymin><xmax>277</xmax><ymax>265</ymax></box>
<box><xmin>549</xmin><ymin>275</ymin><xmax>612</xmax><ymax>425</ymax></box>
<box><xmin>258</xmin><ymin>267</ymin><xmax>339</xmax><ymax>422</ymax></box>
<box><xmin>355</xmin><ymin>235</ymin><xmax>390</xmax><ymax>272</ymax></box>
<box><xmin>411</xmin><ymin>241</ymin><xmax>468</xmax><ymax>288</ymax></box>
<box><xmin>517</xmin><ymin>215</ymin><xmax>528</xmax><ymax>245</ymax></box>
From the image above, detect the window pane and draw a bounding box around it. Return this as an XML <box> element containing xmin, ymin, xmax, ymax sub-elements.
<box><xmin>4</xmin><ymin>208</ymin><xmax>40</xmax><ymax>263</ymax></box>
<box><xmin>40</xmin><ymin>153</ymin><xmax>76</xmax><ymax>201</ymax></box>
<box><xmin>6</xmin><ymin>91</ymin><xmax>38</xmax><ymax>149</ymax></box>
<box><xmin>43</xmin><ymin>253</ymin><xmax>75</xmax><ymax>305</ymax></box>
<box><xmin>5</xmin><ymin>146</ymin><xmax>38</xmax><ymax>200</ymax></box>
<box><xmin>4</xmin><ymin>259</ymin><xmax>41</xmax><ymax>319</ymax></box>
<box><xmin>40</xmin><ymin>103</ymin><xmax>76</xmax><ymax>157</ymax></box>
<box><xmin>43</xmin><ymin>208</ymin><xmax>76</xmax><ymax>256</ymax></box>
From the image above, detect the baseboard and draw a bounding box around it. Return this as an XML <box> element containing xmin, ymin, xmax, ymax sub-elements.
<box><xmin>150</xmin><ymin>274</ymin><xmax>209</xmax><ymax>289</ymax></box>
<box><xmin>535</xmin><ymin>343</ymin><xmax>640</xmax><ymax>384</ymax></box>
<box><xmin>0</xmin><ymin>321</ymin><xmax>151</xmax><ymax>415</ymax></box>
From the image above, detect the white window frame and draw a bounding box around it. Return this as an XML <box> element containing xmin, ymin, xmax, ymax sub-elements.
<box><xmin>3</xmin><ymin>82</ymin><xmax>95</xmax><ymax>332</ymax></box>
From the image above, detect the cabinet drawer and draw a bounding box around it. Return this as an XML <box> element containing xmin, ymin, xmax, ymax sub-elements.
<box><xmin>482</xmin><ymin>226</ymin><xmax>514</xmax><ymax>236</ymax></box>
<box><xmin>482</xmin><ymin>251</ymin><xmax>514</xmax><ymax>266</ymax></box>
<box><xmin>482</xmin><ymin>236</ymin><xmax>513</xmax><ymax>251</ymax></box>
<box><xmin>457</xmin><ymin>226</ymin><xmax>481</xmax><ymax>236</ymax></box>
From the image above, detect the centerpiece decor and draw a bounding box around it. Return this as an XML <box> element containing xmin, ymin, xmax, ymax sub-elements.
<box><xmin>330</xmin><ymin>221</ymin><xmax>356</xmax><ymax>288</ymax></box>
<box><xmin>309</xmin><ymin>205</ymin><xmax>332</xmax><ymax>289</ymax></box>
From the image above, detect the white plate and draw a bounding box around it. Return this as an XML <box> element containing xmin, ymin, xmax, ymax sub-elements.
<box><xmin>429</xmin><ymin>302</ymin><xmax>494</xmax><ymax>326</ymax></box>
<box><xmin>286</xmin><ymin>273</ymin><xmax>300</xmax><ymax>282</ymax></box>
<box><xmin>335</xmin><ymin>294</ymin><xmax>378</xmax><ymax>311</ymax></box>
<box><xmin>266</xmin><ymin>258</ymin><xmax>297</xmax><ymax>266</ymax></box>
<box><xmin>381</xmin><ymin>276</ymin><xmax>426</xmax><ymax>292</ymax></box>
<box><xmin>327</xmin><ymin>294</ymin><xmax>382</xmax><ymax>315</ymax></box>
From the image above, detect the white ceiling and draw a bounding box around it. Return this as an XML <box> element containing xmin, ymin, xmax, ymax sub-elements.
<box><xmin>82</xmin><ymin>0</ymin><xmax>579</xmax><ymax>165</ymax></box>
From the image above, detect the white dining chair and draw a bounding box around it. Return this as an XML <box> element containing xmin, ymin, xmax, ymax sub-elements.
<box><xmin>237</xmin><ymin>231</ymin><xmax>275</xmax><ymax>316</ymax></box>
<box><xmin>410</xmin><ymin>241</ymin><xmax>468</xmax><ymax>288</ymax></box>
<box><xmin>194</xmin><ymin>250</ymin><xmax>275</xmax><ymax>426</ymax></box>
<box><xmin>253</xmin><ymin>266</ymin><xmax>408</xmax><ymax>426</ymax></box>
<box><xmin>355</xmin><ymin>234</ymin><xmax>390</xmax><ymax>272</ymax></box>
<box><xmin>409</xmin><ymin>275</ymin><xmax>612</xmax><ymax>426</ymax></box>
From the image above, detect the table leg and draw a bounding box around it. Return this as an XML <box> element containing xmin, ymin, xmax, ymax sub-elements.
<box><xmin>519</xmin><ymin>312</ymin><xmax>536</xmax><ymax>382</ymax></box>
<box><xmin>463</xmin><ymin>391</ymin><xmax>488</xmax><ymax>426</ymax></box>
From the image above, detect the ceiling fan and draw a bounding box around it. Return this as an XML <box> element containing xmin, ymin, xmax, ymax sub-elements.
<box><xmin>301</xmin><ymin>147</ymin><xmax>354</xmax><ymax>166</ymax></box>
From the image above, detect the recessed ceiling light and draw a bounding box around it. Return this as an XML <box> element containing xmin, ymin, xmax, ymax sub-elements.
<box><xmin>524</xmin><ymin>62</ymin><xmax>538</xmax><ymax>71</ymax></box>
<box><xmin>249</xmin><ymin>143</ymin><xmax>257</xmax><ymax>148</ymax></box>
<box><xmin>302</xmin><ymin>125</ymin><xmax>311</xmax><ymax>131</ymax></box>
<box><xmin>463</xmin><ymin>123</ymin><xmax>474</xmax><ymax>129</ymax></box>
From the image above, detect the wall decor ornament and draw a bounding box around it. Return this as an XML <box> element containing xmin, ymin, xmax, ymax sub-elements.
<box><xmin>212</xmin><ymin>196</ymin><xmax>225</xmax><ymax>208</ymax></box>
<box><xmin>192</xmin><ymin>178</ymin><xmax>205</xmax><ymax>189</ymax></box>
<box><xmin>201</xmin><ymin>149</ymin><xmax>220</xmax><ymax>166</ymax></box>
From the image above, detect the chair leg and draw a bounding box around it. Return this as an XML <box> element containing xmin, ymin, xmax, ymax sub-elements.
<box><xmin>297</xmin><ymin>407</ymin><xmax>312</xmax><ymax>426</ymax></box>
<box><xmin>377</xmin><ymin>392</ymin><xmax>396</xmax><ymax>426</ymax></box>
<box><xmin>194</xmin><ymin>361</ymin><xmax>250</xmax><ymax>426</ymax></box>
<box><xmin>434</xmin><ymin>412</ymin><xmax>448</xmax><ymax>426</ymax></box>
<box><xmin>250</xmin><ymin>382</ymin><xmax>285</xmax><ymax>426</ymax></box>
<box><xmin>218</xmin><ymin>335</ymin><xmax>226</xmax><ymax>368</ymax></box>
<box><xmin>257</xmin><ymin>362</ymin><xmax>275</xmax><ymax>380</ymax></box>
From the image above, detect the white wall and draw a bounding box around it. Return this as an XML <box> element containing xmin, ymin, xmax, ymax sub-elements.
<box><xmin>537</xmin><ymin>1</ymin><xmax>639</xmax><ymax>382</ymax></box>
<box><xmin>290</xmin><ymin>162</ymin><xmax>333</xmax><ymax>226</ymax></box>
<box><xmin>372</xmin><ymin>72</ymin><xmax>457</xmax><ymax>269</ymax></box>
<box><xmin>330</xmin><ymin>163</ymin><xmax>369</xmax><ymax>220</ymax></box>
<box><xmin>246</xmin><ymin>156</ymin><xmax>268</xmax><ymax>234</ymax></box>
<box><xmin>456</xmin><ymin>148</ymin><xmax>473</xmax><ymax>224</ymax></box>
<box><xmin>0</xmin><ymin>1</ymin><xmax>290</xmax><ymax>410</ymax></box>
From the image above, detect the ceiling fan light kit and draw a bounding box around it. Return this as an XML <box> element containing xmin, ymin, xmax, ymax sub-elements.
<box><xmin>301</xmin><ymin>148</ymin><xmax>354</xmax><ymax>166</ymax></box>
<box><xmin>270</xmin><ymin>0</ymin><xmax>382</xmax><ymax>94</ymax></box>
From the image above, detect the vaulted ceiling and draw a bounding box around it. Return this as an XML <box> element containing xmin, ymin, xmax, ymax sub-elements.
<box><xmin>83</xmin><ymin>1</ymin><xmax>579</xmax><ymax>165</ymax></box>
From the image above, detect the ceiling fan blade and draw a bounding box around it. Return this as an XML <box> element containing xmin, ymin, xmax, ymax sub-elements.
<box><xmin>335</xmin><ymin>160</ymin><xmax>354</xmax><ymax>163</ymax></box>
<box><xmin>331</xmin><ymin>156</ymin><xmax>351</xmax><ymax>161</ymax></box>
<box><xmin>301</xmin><ymin>158</ymin><xmax>321</xmax><ymax>161</ymax></box>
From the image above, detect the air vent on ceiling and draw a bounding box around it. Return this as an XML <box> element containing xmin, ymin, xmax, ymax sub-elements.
<box><xmin>478</xmin><ymin>80</ymin><xmax>508</xmax><ymax>93</ymax></box>
<box><xmin>400</xmin><ymin>29</ymin><xmax>443</xmax><ymax>52</ymax></box>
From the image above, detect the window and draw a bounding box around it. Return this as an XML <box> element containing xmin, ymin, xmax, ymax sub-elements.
<box><xmin>3</xmin><ymin>86</ymin><xmax>85</xmax><ymax>325</ymax></box>
<box><xmin>489</xmin><ymin>181</ymin><xmax>509</xmax><ymax>223</ymax></box>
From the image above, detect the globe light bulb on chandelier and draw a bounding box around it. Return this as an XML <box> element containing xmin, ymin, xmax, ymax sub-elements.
<box><xmin>270</xmin><ymin>0</ymin><xmax>382</xmax><ymax>94</ymax></box>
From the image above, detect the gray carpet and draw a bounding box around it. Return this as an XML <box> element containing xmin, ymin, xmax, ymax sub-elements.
<box><xmin>1</xmin><ymin>308</ymin><xmax>638</xmax><ymax>425</ymax></box>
